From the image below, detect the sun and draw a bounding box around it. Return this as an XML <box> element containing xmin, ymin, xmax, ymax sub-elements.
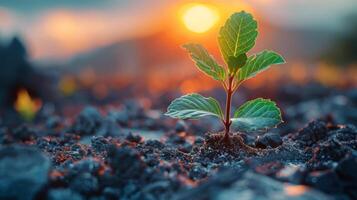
<box><xmin>181</xmin><ymin>4</ymin><xmax>219</xmax><ymax>33</ymax></box>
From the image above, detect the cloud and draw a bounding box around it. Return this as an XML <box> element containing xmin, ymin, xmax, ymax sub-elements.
<box><xmin>2</xmin><ymin>1</ymin><xmax>172</xmax><ymax>61</ymax></box>
<box><xmin>0</xmin><ymin>7</ymin><xmax>16</xmax><ymax>38</ymax></box>
<box><xmin>248</xmin><ymin>0</ymin><xmax>357</xmax><ymax>30</ymax></box>
<box><xmin>0</xmin><ymin>1</ymin><xmax>175</xmax><ymax>61</ymax></box>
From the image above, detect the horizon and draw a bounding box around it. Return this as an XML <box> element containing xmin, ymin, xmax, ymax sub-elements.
<box><xmin>1</xmin><ymin>0</ymin><xmax>356</xmax><ymax>62</ymax></box>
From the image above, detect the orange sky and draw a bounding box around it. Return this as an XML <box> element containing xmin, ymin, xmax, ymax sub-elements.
<box><xmin>0</xmin><ymin>0</ymin><xmax>356</xmax><ymax>61</ymax></box>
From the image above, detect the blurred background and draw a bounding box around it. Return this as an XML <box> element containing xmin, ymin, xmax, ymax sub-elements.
<box><xmin>0</xmin><ymin>0</ymin><xmax>356</xmax><ymax>128</ymax></box>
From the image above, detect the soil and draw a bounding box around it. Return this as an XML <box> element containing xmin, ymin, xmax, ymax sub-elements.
<box><xmin>0</xmin><ymin>84</ymin><xmax>356</xmax><ymax>200</ymax></box>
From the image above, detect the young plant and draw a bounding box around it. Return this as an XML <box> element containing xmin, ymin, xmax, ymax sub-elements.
<box><xmin>165</xmin><ymin>11</ymin><xmax>285</xmax><ymax>144</ymax></box>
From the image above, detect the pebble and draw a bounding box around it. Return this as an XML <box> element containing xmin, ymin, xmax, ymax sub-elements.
<box><xmin>48</xmin><ymin>189</ymin><xmax>83</xmax><ymax>200</ymax></box>
<box><xmin>70</xmin><ymin>172</ymin><xmax>99</xmax><ymax>195</ymax></box>
<box><xmin>0</xmin><ymin>145</ymin><xmax>50</xmax><ymax>200</ymax></box>
<box><xmin>175</xmin><ymin>120</ymin><xmax>188</xmax><ymax>133</ymax></box>
<box><xmin>306</xmin><ymin>170</ymin><xmax>343</xmax><ymax>194</ymax></box>
<box><xmin>255</xmin><ymin>132</ymin><xmax>282</xmax><ymax>148</ymax></box>
<box><xmin>107</xmin><ymin>146</ymin><xmax>145</xmax><ymax>179</ymax></box>
<box><xmin>126</xmin><ymin>132</ymin><xmax>143</xmax><ymax>143</ymax></box>
<box><xmin>295</xmin><ymin>120</ymin><xmax>328</xmax><ymax>145</ymax></box>
<box><xmin>72</xmin><ymin>106</ymin><xmax>103</xmax><ymax>135</ymax></box>
<box><xmin>336</xmin><ymin>155</ymin><xmax>357</xmax><ymax>182</ymax></box>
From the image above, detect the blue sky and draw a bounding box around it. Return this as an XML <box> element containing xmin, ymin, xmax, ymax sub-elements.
<box><xmin>2</xmin><ymin>0</ymin><xmax>356</xmax><ymax>30</ymax></box>
<box><xmin>0</xmin><ymin>0</ymin><xmax>118</xmax><ymax>12</ymax></box>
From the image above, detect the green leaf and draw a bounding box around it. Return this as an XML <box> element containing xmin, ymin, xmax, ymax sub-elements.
<box><xmin>183</xmin><ymin>43</ymin><xmax>226</xmax><ymax>81</ymax></box>
<box><xmin>218</xmin><ymin>11</ymin><xmax>258</xmax><ymax>65</ymax></box>
<box><xmin>165</xmin><ymin>93</ymin><xmax>224</xmax><ymax>120</ymax></box>
<box><xmin>231</xmin><ymin>98</ymin><xmax>282</xmax><ymax>132</ymax></box>
<box><xmin>228</xmin><ymin>53</ymin><xmax>247</xmax><ymax>75</ymax></box>
<box><xmin>237</xmin><ymin>50</ymin><xmax>285</xmax><ymax>82</ymax></box>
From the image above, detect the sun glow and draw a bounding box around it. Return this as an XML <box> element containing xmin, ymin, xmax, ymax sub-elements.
<box><xmin>181</xmin><ymin>4</ymin><xmax>219</xmax><ymax>33</ymax></box>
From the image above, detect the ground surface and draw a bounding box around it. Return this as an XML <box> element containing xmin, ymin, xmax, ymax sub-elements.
<box><xmin>0</xmin><ymin>84</ymin><xmax>356</xmax><ymax>200</ymax></box>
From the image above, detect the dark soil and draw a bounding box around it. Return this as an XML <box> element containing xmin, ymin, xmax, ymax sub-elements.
<box><xmin>0</xmin><ymin>85</ymin><xmax>356</xmax><ymax>200</ymax></box>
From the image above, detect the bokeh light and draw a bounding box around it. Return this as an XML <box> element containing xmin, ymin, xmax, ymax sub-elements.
<box><xmin>181</xmin><ymin>4</ymin><xmax>219</xmax><ymax>33</ymax></box>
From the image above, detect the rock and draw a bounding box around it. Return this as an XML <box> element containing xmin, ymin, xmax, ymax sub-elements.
<box><xmin>275</xmin><ymin>164</ymin><xmax>305</xmax><ymax>184</ymax></box>
<box><xmin>46</xmin><ymin>116</ymin><xmax>62</xmax><ymax>129</ymax></box>
<box><xmin>0</xmin><ymin>128</ymin><xmax>6</xmax><ymax>144</ymax></box>
<box><xmin>12</xmin><ymin>125</ymin><xmax>36</xmax><ymax>141</ymax></box>
<box><xmin>189</xmin><ymin>163</ymin><xmax>208</xmax><ymax>180</ymax></box>
<box><xmin>145</xmin><ymin>139</ymin><xmax>165</xmax><ymax>149</ymax></box>
<box><xmin>143</xmin><ymin>154</ymin><xmax>160</xmax><ymax>167</ymax></box>
<box><xmin>107</xmin><ymin>146</ymin><xmax>145</xmax><ymax>179</ymax></box>
<box><xmin>126</xmin><ymin>132</ymin><xmax>143</xmax><ymax>143</ymax></box>
<box><xmin>138</xmin><ymin>180</ymin><xmax>171</xmax><ymax>197</ymax></box>
<box><xmin>174</xmin><ymin>170</ymin><xmax>332</xmax><ymax>200</ymax></box>
<box><xmin>108</xmin><ymin>110</ymin><xmax>129</xmax><ymax>126</ymax></box>
<box><xmin>102</xmin><ymin>187</ymin><xmax>121</xmax><ymax>200</ymax></box>
<box><xmin>178</xmin><ymin>142</ymin><xmax>192</xmax><ymax>153</ymax></box>
<box><xmin>305</xmin><ymin>170</ymin><xmax>344</xmax><ymax>194</ymax></box>
<box><xmin>121</xmin><ymin>182</ymin><xmax>139</xmax><ymax>198</ymax></box>
<box><xmin>96</xmin><ymin>118</ymin><xmax>121</xmax><ymax>136</ymax></box>
<box><xmin>168</xmin><ymin>134</ymin><xmax>186</xmax><ymax>145</ymax></box>
<box><xmin>194</xmin><ymin>136</ymin><xmax>205</xmax><ymax>145</ymax></box>
<box><xmin>0</xmin><ymin>37</ymin><xmax>43</xmax><ymax>109</ymax></box>
<box><xmin>294</xmin><ymin>120</ymin><xmax>328</xmax><ymax>145</ymax></box>
<box><xmin>47</xmin><ymin>189</ymin><xmax>83</xmax><ymax>200</ymax></box>
<box><xmin>346</xmin><ymin>88</ymin><xmax>357</xmax><ymax>101</ymax></box>
<box><xmin>124</xmin><ymin>100</ymin><xmax>145</xmax><ymax>119</ymax></box>
<box><xmin>70</xmin><ymin>143</ymin><xmax>87</xmax><ymax>160</ymax></box>
<box><xmin>336</xmin><ymin>155</ymin><xmax>357</xmax><ymax>183</ymax></box>
<box><xmin>91</xmin><ymin>136</ymin><xmax>110</xmax><ymax>154</ymax></box>
<box><xmin>331</xmin><ymin>125</ymin><xmax>357</xmax><ymax>146</ymax></box>
<box><xmin>70</xmin><ymin>157</ymin><xmax>102</xmax><ymax>176</ymax></box>
<box><xmin>255</xmin><ymin>132</ymin><xmax>282</xmax><ymax>148</ymax></box>
<box><xmin>0</xmin><ymin>145</ymin><xmax>50</xmax><ymax>200</ymax></box>
<box><xmin>217</xmin><ymin>172</ymin><xmax>331</xmax><ymax>200</ymax></box>
<box><xmin>70</xmin><ymin>172</ymin><xmax>99</xmax><ymax>195</ymax></box>
<box><xmin>72</xmin><ymin>106</ymin><xmax>103</xmax><ymax>135</ymax></box>
<box><xmin>143</xmin><ymin>118</ymin><xmax>158</xmax><ymax>129</ymax></box>
<box><xmin>175</xmin><ymin>120</ymin><xmax>188</xmax><ymax>133</ymax></box>
<box><xmin>240</xmin><ymin>133</ymin><xmax>256</xmax><ymax>146</ymax></box>
<box><xmin>314</xmin><ymin>139</ymin><xmax>347</xmax><ymax>162</ymax></box>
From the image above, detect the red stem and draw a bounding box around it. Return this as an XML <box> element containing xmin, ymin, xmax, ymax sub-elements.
<box><xmin>224</xmin><ymin>76</ymin><xmax>234</xmax><ymax>139</ymax></box>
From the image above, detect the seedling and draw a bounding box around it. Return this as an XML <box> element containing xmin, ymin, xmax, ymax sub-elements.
<box><xmin>165</xmin><ymin>11</ymin><xmax>285</xmax><ymax>145</ymax></box>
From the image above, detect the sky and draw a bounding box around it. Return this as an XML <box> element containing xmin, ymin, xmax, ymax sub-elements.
<box><xmin>0</xmin><ymin>0</ymin><xmax>356</xmax><ymax>61</ymax></box>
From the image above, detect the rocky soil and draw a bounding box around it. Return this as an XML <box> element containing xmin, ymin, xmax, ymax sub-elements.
<box><xmin>0</xmin><ymin>85</ymin><xmax>356</xmax><ymax>200</ymax></box>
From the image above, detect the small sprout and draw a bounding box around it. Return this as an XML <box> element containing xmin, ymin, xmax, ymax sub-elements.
<box><xmin>165</xmin><ymin>11</ymin><xmax>285</xmax><ymax>145</ymax></box>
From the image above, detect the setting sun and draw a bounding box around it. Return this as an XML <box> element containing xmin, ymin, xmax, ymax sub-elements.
<box><xmin>181</xmin><ymin>4</ymin><xmax>219</xmax><ymax>33</ymax></box>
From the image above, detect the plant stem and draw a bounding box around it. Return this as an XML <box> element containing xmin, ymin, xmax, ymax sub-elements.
<box><xmin>223</xmin><ymin>76</ymin><xmax>234</xmax><ymax>141</ymax></box>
